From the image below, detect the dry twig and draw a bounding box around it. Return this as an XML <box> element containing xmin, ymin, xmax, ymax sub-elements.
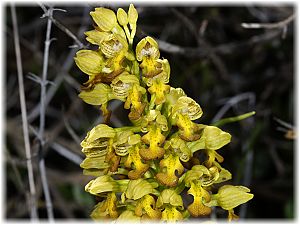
<box><xmin>11</xmin><ymin>4</ymin><xmax>38</xmax><ymax>220</ymax></box>
<box><xmin>37</xmin><ymin>5</ymin><xmax>55</xmax><ymax>221</ymax></box>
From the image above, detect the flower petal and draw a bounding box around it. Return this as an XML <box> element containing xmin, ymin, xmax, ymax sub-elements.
<box><xmin>156</xmin><ymin>153</ymin><xmax>184</xmax><ymax>187</ymax></box>
<box><xmin>125</xmin><ymin>179</ymin><xmax>156</xmax><ymax>200</ymax></box>
<box><xmin>216</xmin><ymin>185</ymin><xmax>254</xmax><ymax>210</ymax></box>
<box><xmin>161</xmin><ymin>206</ymin><xmax>183</xmax><ymax>222</ymax></box>
<box><xmin>85</xmin><ymin>175</ymin><xmax>119</xmax><ymax>195</ymax></box>
<box><xmin>79</xmin><ymin>83</ymin><xmax>113</xmax><ymax>106</ymax></box>
<box><xmin>187</xmin><ymin>182</ymin><xmax>212</xmax><ymax>217</ymax></box>
<box><xmin>85</xmin><ymin>30</ymin><xmax>110</xmax><ymax>45</ymax></box>
<box><xmin>202</xmin><ymin>126</ymin><xmax>231</xmax><ymax>150</ymax></box>
<box><xmin>156</xmin><ymin>189</ymin><xmax>183</xmax><ymax>209</ymax></box>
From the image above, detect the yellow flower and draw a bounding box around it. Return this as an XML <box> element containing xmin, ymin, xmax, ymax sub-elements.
<box><xmin>212</xmin><ymin>161</ymin><xmax>232</xmax><ymax>184</ymax></box>
<box><xmin>85</xmin><ymin>29</ymin><xmax>110</xmax><ymax>46</ymax></box>
<box><xmin>184</xmin><ymin>165</ymin><xmax>219</xmax><ymax>187</ymax></box>
<box><xmin>80</xmin><ymin>124</ymin><xmax>116</xmax><ymax>175</ymax></box>
<box><xmin>140</xmin><ymin>125</ymin><xmax>166</xmax><ymax>160</ymax></box>
<box><xmin>187</xmin><ymin>181</ymin><xmax>212</xmax><ymax>217</ymax></box>
<box><xmin>141</xmin><ymin>109</ymin><xmax>168</xmax><ymax>132</ymax></box>
<box><xmin>148</xmin><ymin>79</ymin><xmax>170</xmax><ymax>105</ymax></box>
<box><xmin>136</xmin><ymin>36</ymin><xmax>160</xmax><ymax>61</ymax></box>
<box><xmin>156</xmin><ymin>153</ymin><xmax>184</xmax><ymax>187</ymax></box>
<box><xmin>135</xmin><ymin>195</ymin><xmax>161</xmax><ymax>219</ymax></box>
<box><xmin>124</xmin><ymin>145</ymin><xmax>149</xmax><ymax>179</ymax></box>
<box><xmin>168</xmin><ymin>136</ymin><xmax>191</xmax><ymax>162</ymax></box>
<box><xmin>112</xmin><ymin>130</ymin><xmax>141</xmax><ymax>156</ymax></box>
<box><xmin>176</xmin><ymin>113</ymin><xmax>201</xmax><ymax>141</ymax></box>
<box><xmin>81</xmin><ymin>124</ymin><xmax>115</xmax><ymax>157</ymax></box>
<box><xmin>110</xmin><ymin>72</ymin><xmax>140</xmax><ymax>100</ymax></box>
<box><xmin>90</xmin><ymin>192</ymin><xmax>118</xmax><ymax>219</ymax></box>
<box><xmin>124</xmin><ymin>84</ymin><xmax>146</xmax><ymax>121</ymax></box>
<box><xmin>155</xmin><ymin>189</ymin><xmax>184</xmax><ymax>221</ymax></box>
<box><xmin>142</xmin><ymin>58</ymin><xmax>170</xmax><ymax>88</ymax></box>
<box><xmin>172</xmin><ymin>96</ymin><xmax>203</xmax><ymax>120</ymax></box>
<box><xmin>100</xmin><ymin>33</ymin><xmax>128</xmax><ymax>58</ymax></box>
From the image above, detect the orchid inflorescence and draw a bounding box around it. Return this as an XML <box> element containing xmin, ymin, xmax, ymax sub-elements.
<box><xmin>74</xmin><ymin>4</ymin><xmax>253</xmax><ymax>222</ymax></box>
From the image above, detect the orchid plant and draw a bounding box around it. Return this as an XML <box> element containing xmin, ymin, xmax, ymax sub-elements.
<box><xmin>74</xmin><ymin>4</ymin><xmax>253</xmax><ymax>222</ymax></box>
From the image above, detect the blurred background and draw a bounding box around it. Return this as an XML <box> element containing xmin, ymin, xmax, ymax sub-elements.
<box><xmin>5</xmin><ymin>2</ymin><xmax>295</xmax><ymax>220</ymax></box>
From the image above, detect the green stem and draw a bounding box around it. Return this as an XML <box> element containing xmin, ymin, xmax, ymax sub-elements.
<box><xmin>212</xmin><ymin>111</ymin><xmax>256</xmax><ymax>127</ymax></box>
<box><xmin>123</xmin><ymin>25</ymin><xmax>132</xmax><ymax>45</ymax></box>
<box><xmin>149</xmin><ymin>94</ymin><xmax>156</xmax><ymax>110</ymax></box>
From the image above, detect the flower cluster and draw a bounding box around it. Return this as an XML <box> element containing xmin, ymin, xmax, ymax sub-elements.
<box><xmin>75</xmin><ymin>4</ymin><xmax>253</xmax><ymax>222</ymax></box>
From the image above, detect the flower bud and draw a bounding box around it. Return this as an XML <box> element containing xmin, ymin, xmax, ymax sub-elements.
<box><xmin>117</xmin><ymin>8</ymin><xmax>128</xmax><ymax>26</ymax></box>
<box><xmin>90</xmin><ymin>8</ymin><xmax>117</xmax><ymax>32</ymax></box>
<box><xmin>128</xmin><ymin>4</ymin><xmax>138</xmax><ymax>25</ymax></box>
